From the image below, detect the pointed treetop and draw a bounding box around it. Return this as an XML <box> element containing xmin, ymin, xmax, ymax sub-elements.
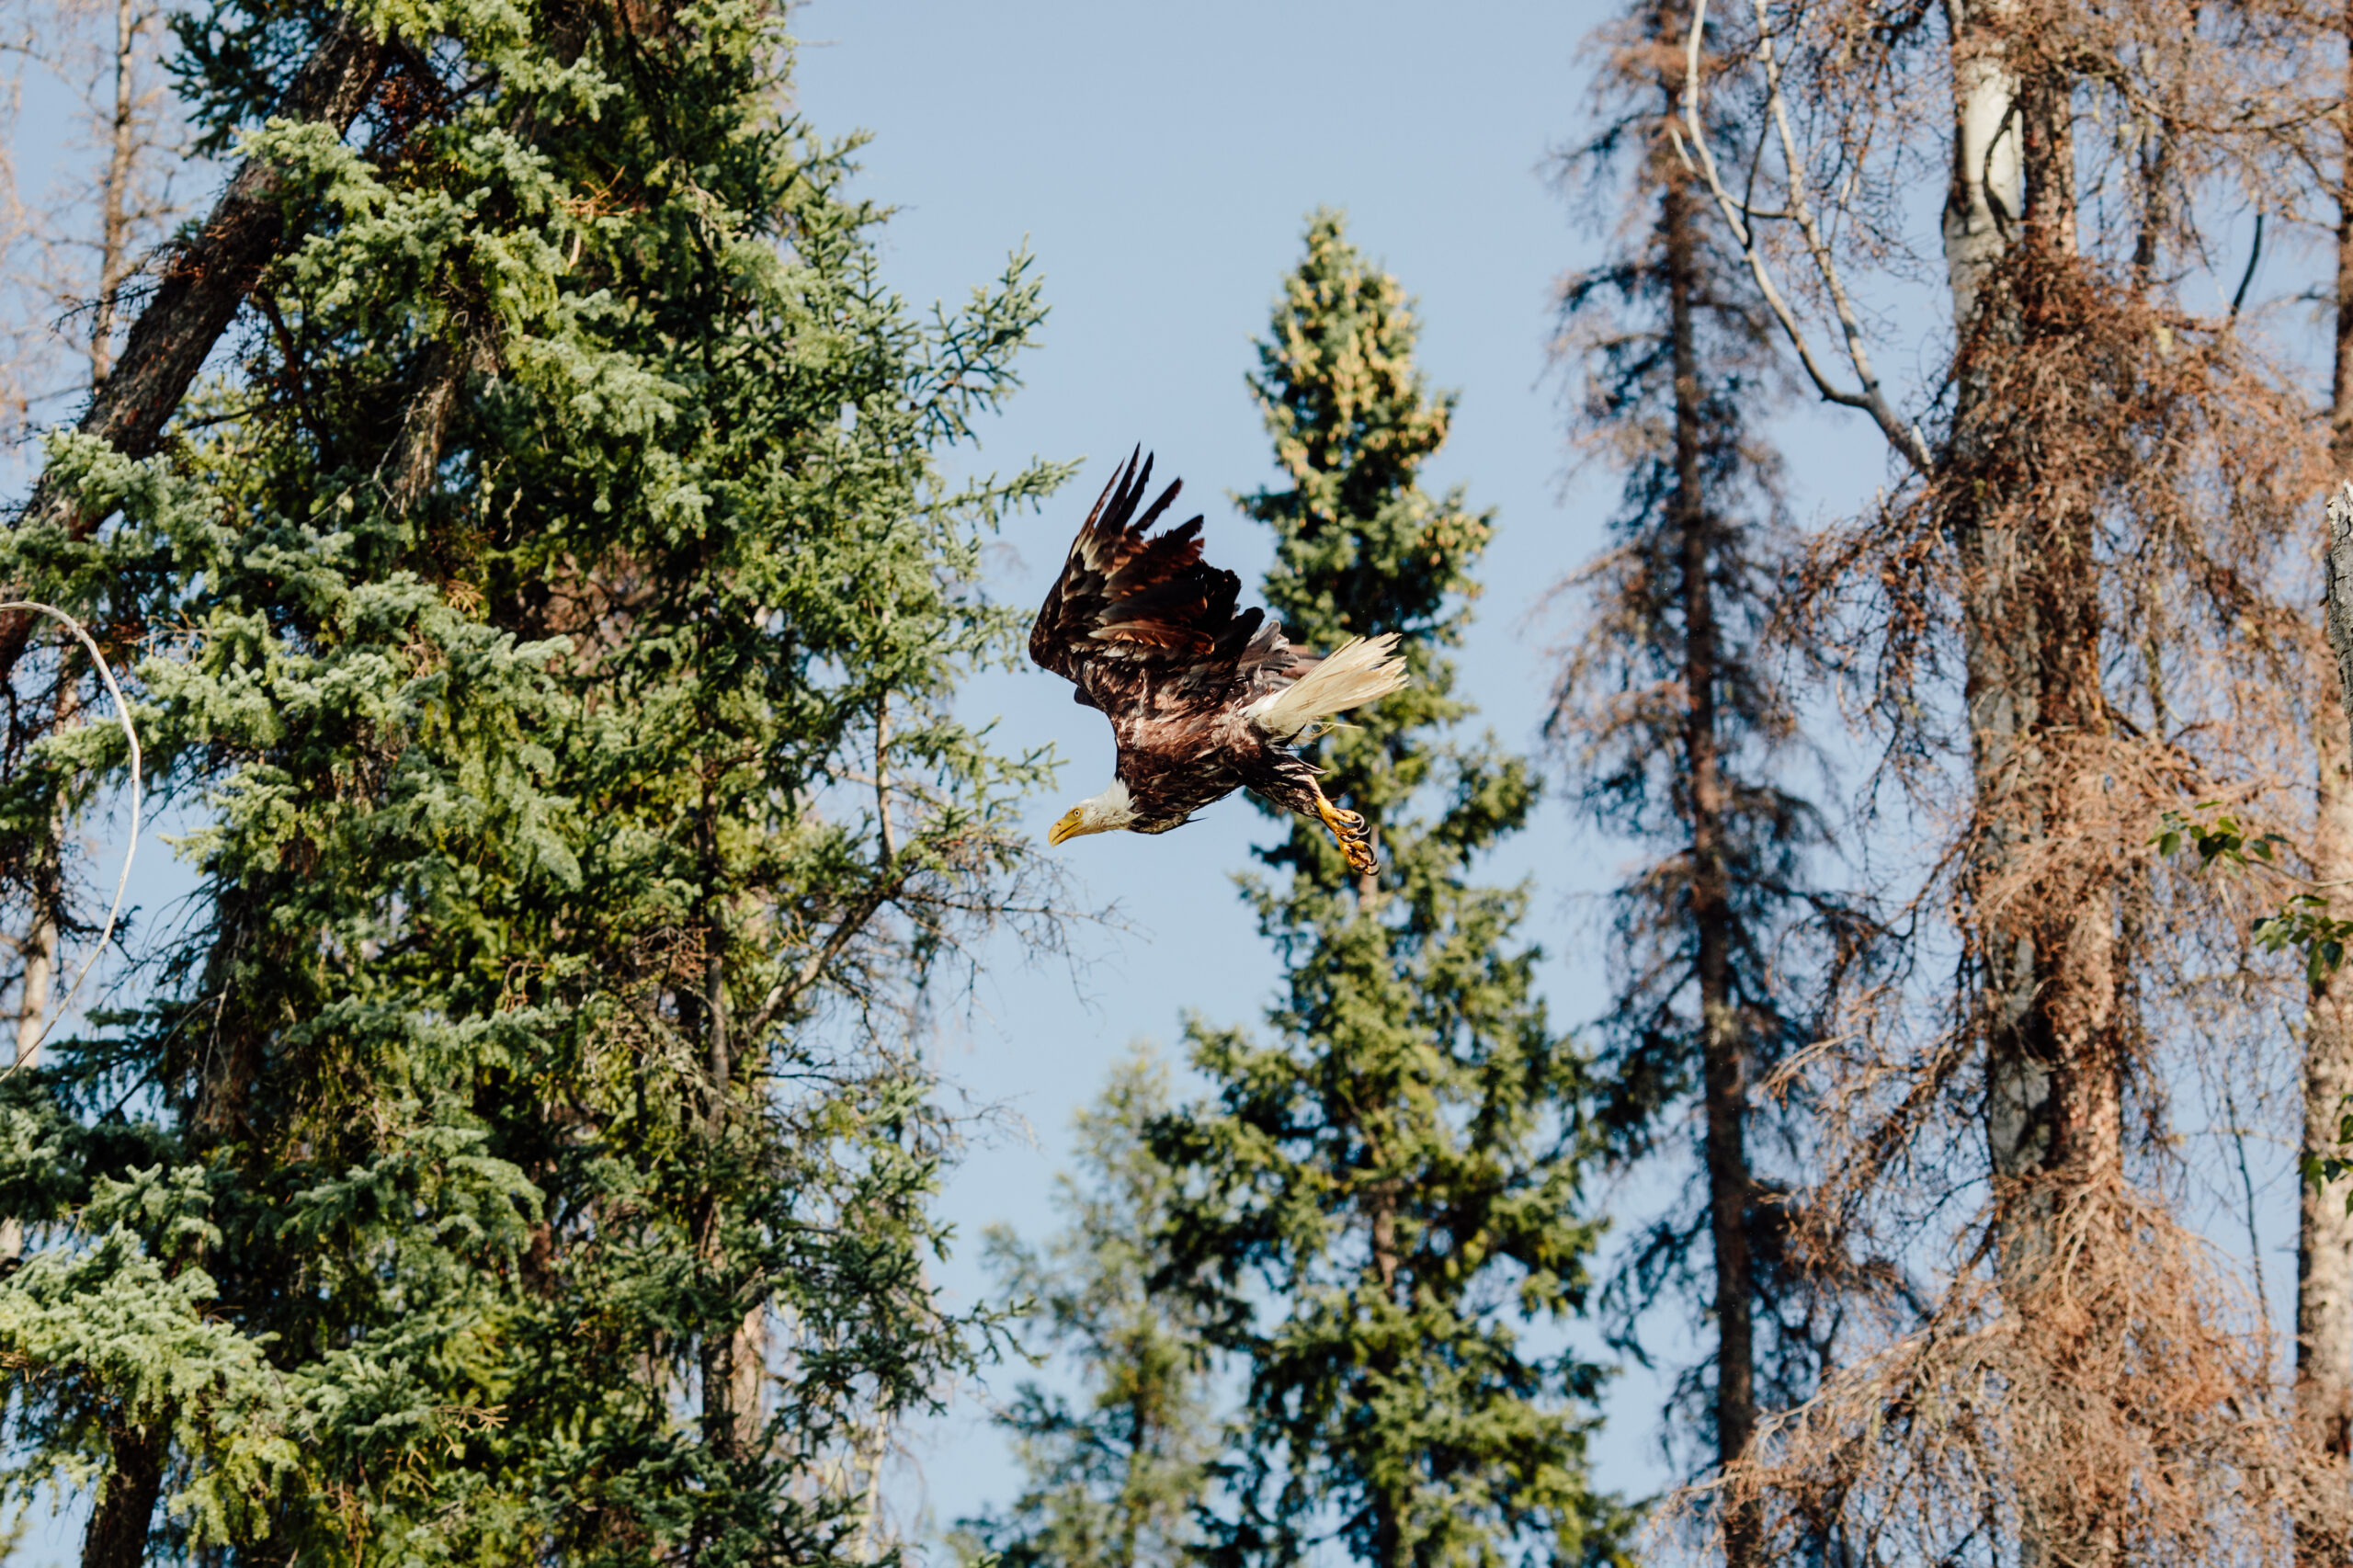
<box><xmin>1244</xmin><ymin>210</ymin><xmax>1491</xmax><ymax>666</ymax></box>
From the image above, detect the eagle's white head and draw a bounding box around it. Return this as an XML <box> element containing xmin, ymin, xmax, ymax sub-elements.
<box><xmin>1047</xmin><ymin>778</ymin><xmax>1137</xmax><ymax>846</ymax></box>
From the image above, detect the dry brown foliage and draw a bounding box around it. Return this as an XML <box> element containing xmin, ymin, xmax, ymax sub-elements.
<box><xmin>1725</xmin><ymin>1175</ymin><xmax>2353</xmax><ymax>1564</ymax></box>
<box><xmin>1742</xmin><ymin>262</ymin><xmax>2345</xmax><ymax>1563</ymax></box>
<box><xmin>1648</xmin><ymin>0</ymin><xmax>2353</xmax><ymax>1551</ymax></box>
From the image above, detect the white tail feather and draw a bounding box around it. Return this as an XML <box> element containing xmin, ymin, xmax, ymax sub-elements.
<box><xmin>1245</xmin><ymin>633</ymin><xmax>1409</xmax><ymax>740</ymax></box>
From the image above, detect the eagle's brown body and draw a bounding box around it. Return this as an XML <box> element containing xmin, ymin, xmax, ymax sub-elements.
<box><xmin>1093</xmin><ymin>688</ymin><xmax>1323</xmax><ymax>835</ymax></box>
<box><xmin>1029</xmin><ymin>451</ymin><xmax>1404</xmax><ymax>869</ymax></box>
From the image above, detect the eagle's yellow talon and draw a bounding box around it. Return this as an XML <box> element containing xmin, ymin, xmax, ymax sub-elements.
<box><xmin>1312</xmin><ymin>794</ymin><xmax>1378</xmax><ymax>875</ymax></box>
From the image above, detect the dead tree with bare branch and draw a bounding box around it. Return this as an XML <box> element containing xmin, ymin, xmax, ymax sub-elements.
<box><xmin>1666</xmin><ymin>0</ymin><xmax>2343</xmax><ymax>1558</ymax></box>
<box><xmin>1548</xmin><ymin>4</ymin><xmax>1890</xmax><ymax>1562</ymax></box>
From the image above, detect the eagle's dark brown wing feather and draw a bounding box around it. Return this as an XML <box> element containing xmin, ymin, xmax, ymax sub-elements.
<box><xmin>1029</xmin><ymin>449</ymin><xmax>1293</xmax><ymax>711</ymax></box>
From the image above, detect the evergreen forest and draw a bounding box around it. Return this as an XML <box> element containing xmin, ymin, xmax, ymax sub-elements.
<box><xmin>1</xmin><ymin>2</ymin><xmax>2352</xmax><ymax>1567</ymax></box>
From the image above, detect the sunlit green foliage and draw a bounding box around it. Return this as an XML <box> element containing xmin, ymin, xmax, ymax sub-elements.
<box><xmin>1147</xmin><ymin>211</ymin><xmax>1630</xmax><ymax>1568</ymax></box>
<box><xmin>0</xmin><ymin>1</ymin><xmax>1065</xmax><ymax>1562</ymax></box>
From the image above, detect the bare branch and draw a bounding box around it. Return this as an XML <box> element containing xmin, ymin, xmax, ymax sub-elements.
<box><xmin>1678</xmin><ymin>0</ymin><xmax>1933</xmax><ymax>473</ymax></box>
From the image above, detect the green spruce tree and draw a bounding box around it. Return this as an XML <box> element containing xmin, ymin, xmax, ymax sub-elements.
<box><xmin>961</xmin><ymin>1046</ymin><xmax>1217</xmax><ymax>1568</ymax></box>
<box><xmin>1149</xmin><ymin>211</ymin><xmax>1627</xmax><ymax>1568</ymax></box>
<box><xmin>0</xmin><ymin>2</ymin><xmax>1064</xmax><ymax>1564</ymax></box>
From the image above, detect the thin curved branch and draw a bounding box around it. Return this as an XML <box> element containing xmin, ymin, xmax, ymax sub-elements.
<box><xmin>2226</xmin><ymin>211</ymin><xmax>2264</xmax><ymax>322</ymax></box>
<box><xmin>0</xmin><ymin>602</ymin><xmax>142</xmax><ymax>1074</ymax></box>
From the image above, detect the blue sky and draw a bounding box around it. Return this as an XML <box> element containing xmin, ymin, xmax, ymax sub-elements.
<box><xmin>13</xmin><ymin>0</ymin><xmax>2211</xmax><ymax>1554</ymax></box>
<box><xmin>784</xmin><ymin>0</ymin><xmax>1902</xmax><ymax>1540</ymax></box>
<box><xmin>0</xmin><ymin>0</ymin><xmax>2309</xmax><ymax>1555</ymax></box>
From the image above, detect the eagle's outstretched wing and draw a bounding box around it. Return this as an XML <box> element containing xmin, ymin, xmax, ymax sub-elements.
<box><xmin>1029</xmin><ymin>449</ymin><xmax>1291</xmax><ymax>709</ymax></box>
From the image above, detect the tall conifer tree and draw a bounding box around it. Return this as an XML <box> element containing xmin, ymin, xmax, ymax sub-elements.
<box><xmin>0</xmin><ymin>2</ymin><xmax>1064</xmax><ymax>1563</ymax></box>
<box><xmin>961</xmin><ymin>1048</ymin><xmax>1216</xmax><ymax>1568</ymax></box>
<box><xmin>1149</xmin><ymin>211</ymin><xmax>1625</xmax><ymax>1568</ymax></box>
<box><xmin>1545</xmin><ymin>6</ymin><xmax>1854</xmax><ymax>1561</ymax></box>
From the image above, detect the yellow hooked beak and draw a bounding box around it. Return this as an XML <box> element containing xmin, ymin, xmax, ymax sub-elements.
<box><xmin>1047</xmin><ymin>807</ymin><xmax>1088</xmax><ymax>846</ymax></box>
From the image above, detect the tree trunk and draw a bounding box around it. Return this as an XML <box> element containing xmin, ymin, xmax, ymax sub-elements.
<box><xmin>700</xmin><ymin>1299</ymin><xmax>766</xmax><ymax>1462</ymax></box>
<box><xmin>2301</xmin><ymin>714</ymin><xmax>2353</xmax><ymax>1546</ymax></box>
<box><xmin>1362</xmin><ymin>1176</ymin><xmax>1404</xmax><ymax>1568</ymax></box>
<box><xmin>1943</xmin><ymin>0</ymin><xmax>2056</xmax><ymax>1219</ymax></box>
<box><xmin>731</xmin><ymin>1305</ymin><xmax>766</xmax><ymax>1451</ymax></box>
<box><xmin>1945</xmin><ymin>9</ymin><xmax>2119</xmax><ymax>1206</ymax></box>
<box><xmin>89</xmin><ymin>0</ymin><xmax>148</xmax><ymax>388</ymax></box>
<box><xmin>80</xmin><ymin>1422</ymin><xmax>163</xmax><ymax>1568</ymax></box>
<box><xmin>2335</xmin><ymin>3</ymin><xmax>2353</xmax><ymax>471</ymax></box>
<box><xmin>2302</xmin><ymin>56</ymin><xmax>2353</xmax><ymax>1545</ymax></box>
<box><xmin>690</xmin><ymin>930</ymin><xmax>769</xmax><ymax>1465</ymax></box>
<box><xmin>695</xmin><ymin>937</ymin><xmax>740</xmax><ymax>1461</ymax></box>
<box><xmin>384</xmin><ymin>331</ymin><xmax>484</xmax><ymax>515</ymax></box>
<box><xmin>3</xmin><ymin>676</ymin><xmax>75</xmax><ymax>1260</ymax></box>
<box><xmin>1945</xmin><ymin>14</ymin><xmax>2119</xmax><ymax>1563</ymax></box>
<box><xmin>1</xmin><ymin>816</ymin><xmax>61</xmax><ymax>1261</ymax></box>
<box><xmin>1661</xmin><ymin>156</ymin><xmax>1758</xmax><ymax>1568</ymax></box>
<box><xmin>1939</xmin><ymin>0</ymin><xmax>2023</xmax><ymax>335</ymax></box>
<box><xmin>848</xmin><ymin>1415</ymin><xmax>891</xmax><ymax>1562</ymax></box>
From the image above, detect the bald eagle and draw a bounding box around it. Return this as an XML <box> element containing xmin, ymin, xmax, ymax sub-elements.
<box><xmin>1029</xmin><ymin>450</ymin><xmax>1408</xmax><ymax>876</ymax></box>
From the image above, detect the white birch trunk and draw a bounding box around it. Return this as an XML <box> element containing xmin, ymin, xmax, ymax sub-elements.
<box><xmin>2302</xmin><ymin>742</ymin><xmax>2353</xmax><ymax>1463</ymax></box>
<box><xmin>1941</xmin><ymin>0</ymin><xmax>2022</xmax><ymax>334</ymax></box>
<box><xmin>2310</xmin><ymin>483</ymin><xmax>2353</xmax><ymax>1536</ymax></box>
<box><xmin>0</xmin><ymin>903</ymin><xmax>51</xmax><ymax>1259</ymax></box>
